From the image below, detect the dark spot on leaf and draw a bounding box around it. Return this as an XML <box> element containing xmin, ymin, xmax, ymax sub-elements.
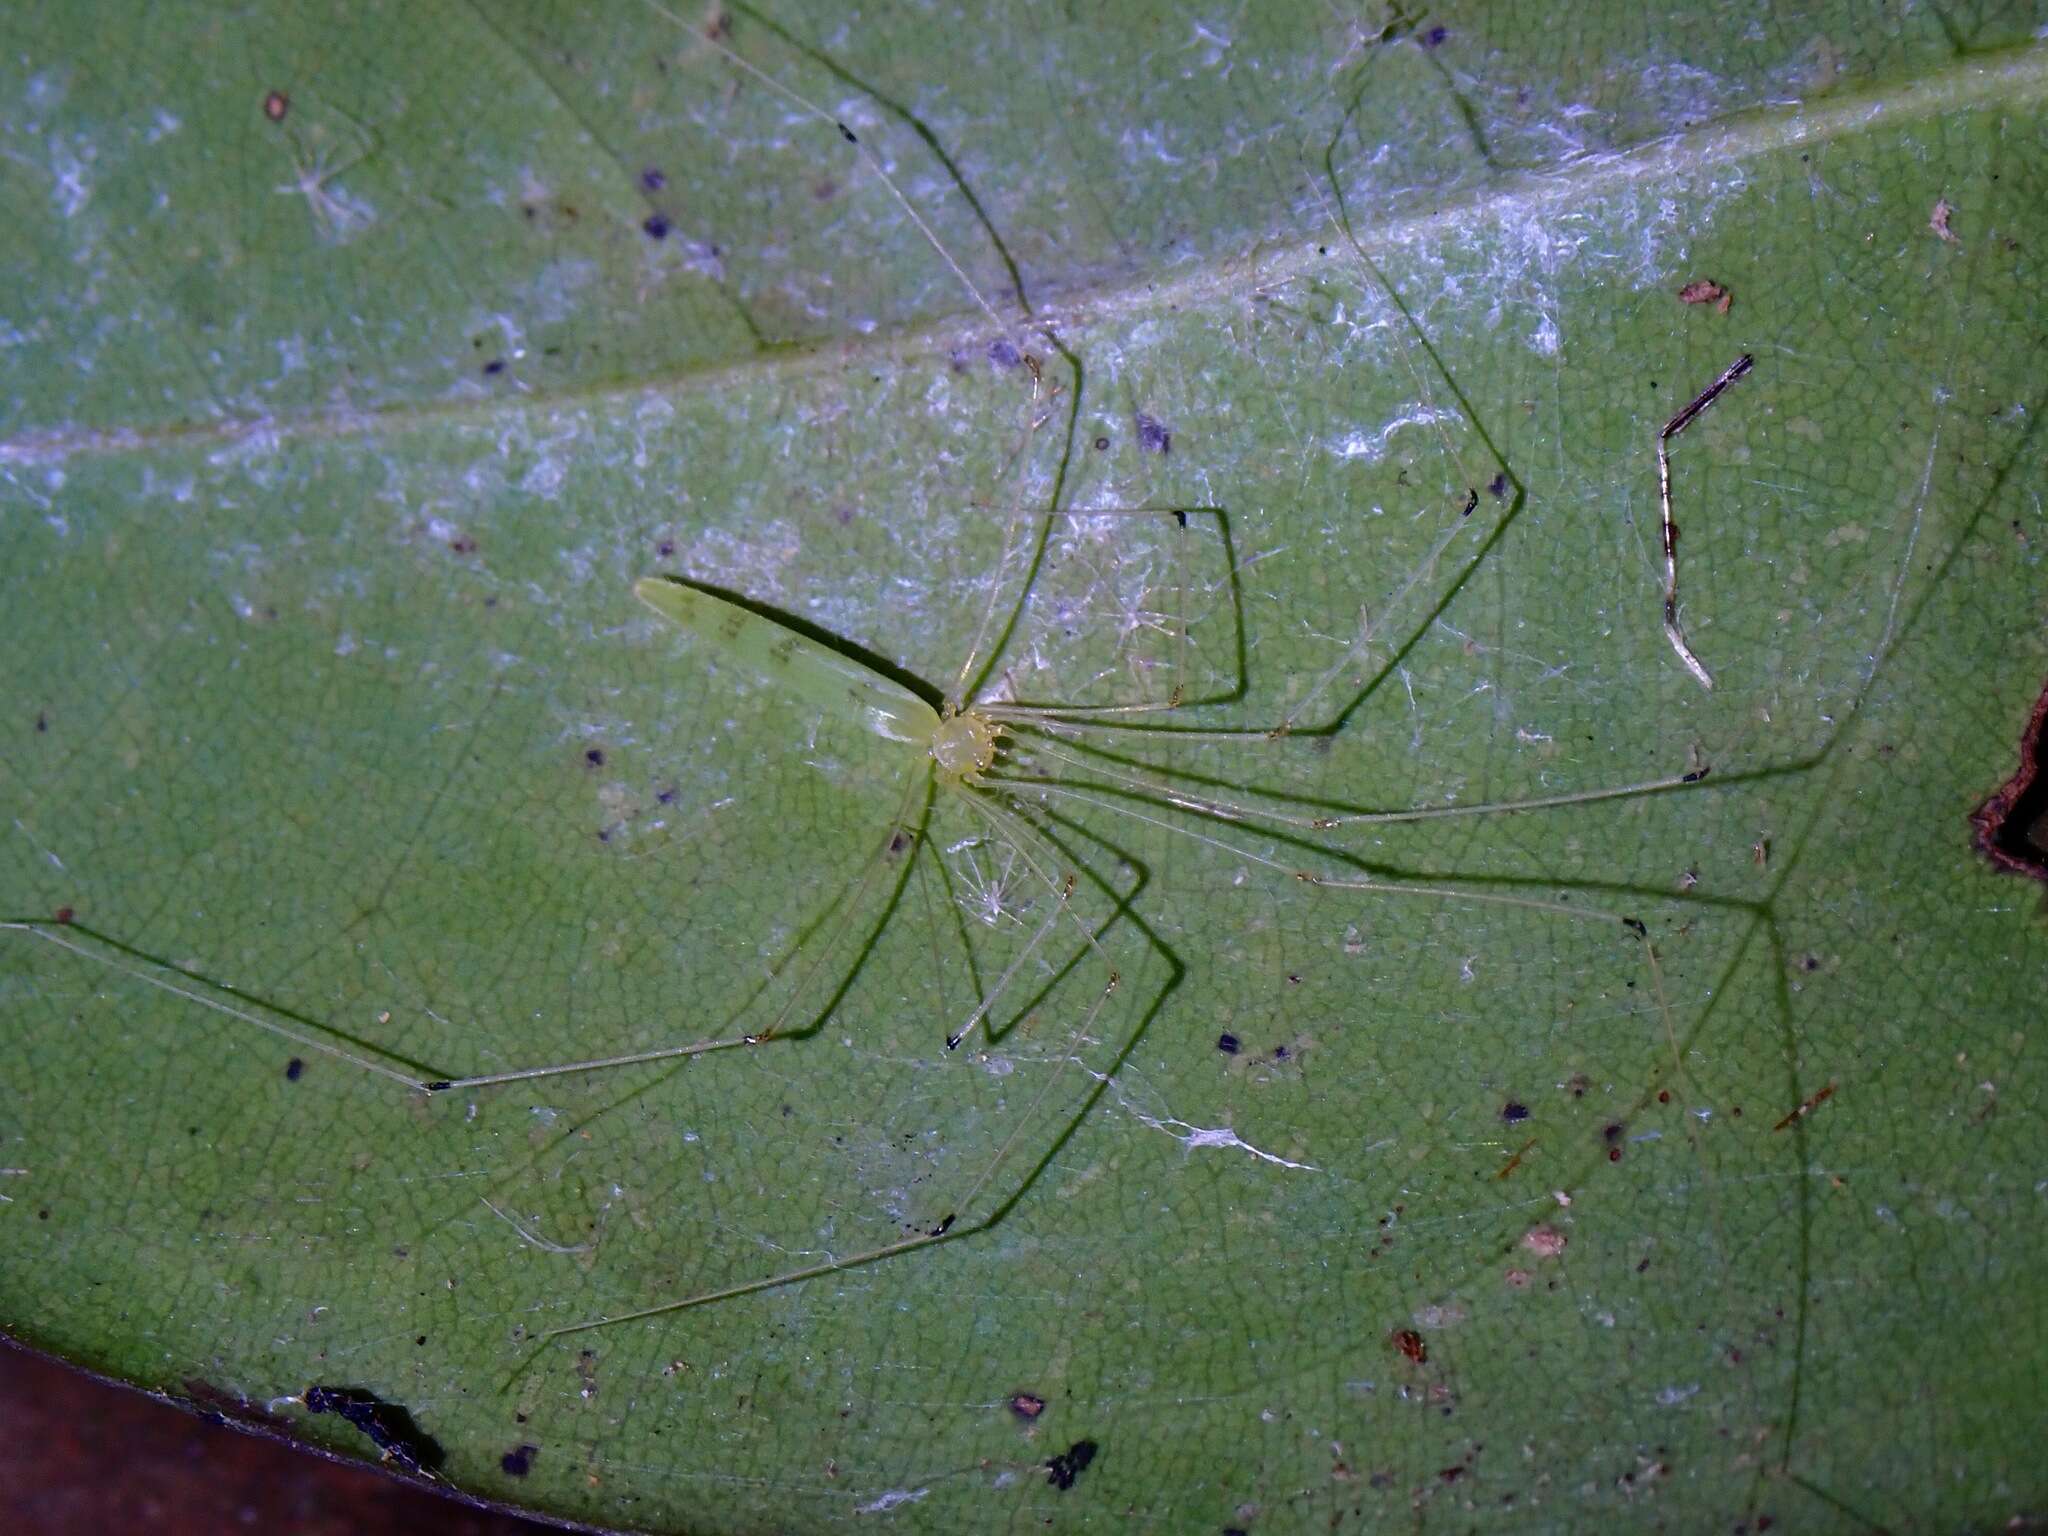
<box><xmin>1093</xmin><ymin>436</ymin><xmax>1110</xmax><ymax>451</ymax></box>
<box><xmin>54</xmin><ymin>906</ymin><xmax>74</xmax><ymax>924</ymax></box>
<box><xmin>642</xmin><ymin>213</ymin><xmax>671</xmax><ymax>240</ymax></box>
<box><xmin>837</xmin><ymin>121</ymin><xmax>857</xmax><ymax>144</ymax></box>
<box><xmin>482</xmin><ymin>359</ymin><xmax>505</xmax><ymax>376</ymax></box>
<box><xmin>1487</xmin><ymin>471</ymin><xmax>1508</xmax><ymax>499</ymax></box>
<box><xmin>657</xmin><ymin>539</ymin><xmax>676</xmax><ymax>558</ymax></box>
<box><xmin>263</xmin><ymin>90</ymin><xmax>289</xmax><ymax>123</ymax></box>
<box><xmin>35</xmin><ymin>710</ymin><xmax>48</xmax><ymax>732</ymax></box>
<box><xmin>1391</xmin><ymin>1328</ymin><xmax>1427</xmax><ymax>1364</ymax></box>
<box><xmin>656</xmin><ymin>787</ymin><xmax>677</xmax><ymax>805</ymax></box>
<box><xmin>1135</xmin><ymin>412</ymin><xmax>1172</xmax><ymax>455</ymax></box>
<box><xmin>1971</xmin><ymin>677</ymin><xmax>2048</xmax><ymax>881</ymax></box>
<box><xmin>1603</xmin><ymin>1122</ymin><xmax>1624</xmax><ymax>1144</ymax></box>
<box><xmin>1461</xmin><ymin>487</ymin><xmax>1478</xmax><ymax>517</ymax></box>
<box><xmin>449</xmin><ymin>536</ymin><xmax>477</xmax><ymax>554</ymax></box>
<box><xmin>301</xmin><ymin>1385</ymin><xmax>444</xmax><ymax>1473</ymax></box>
<box><xmin>640</xmin><ymin>167</ymin><xmax>666</xmax><ymax>192</ymax></box>
<box><xmin>1657</xmin><ymin>1089</ymin><xmax>1671</xmax><ymax>1104</ymax></box>
<box><xmin>585</xmin><ymin>748</ymin><xmax>606</xmax><ymax>768</ymax></box>
<box><xmin>1422</xmin><ymin>25</ymin><xmax>1449</xmax><ymax>46</ymax></box>
<box><xmin>1501</xmin><ymin>1101</ymin><xmax>1529</xmax><ymax>1124</ymax></box>
<box><xmin>1217</xmin><ymin>1033</ymin><xmax>1240</xmax><ymax>1054</ymax></box>
<box><xmin>285</xmin><ymin>1058</ymin><xmax>304</xmax><ymax>1081</ymax></box>
<box><xmin>1622</xmin><ymin>915</ymin><xmax>1648</xmax><ymax>938</ymax></box>
<box><xmin>987</xmin><ymin>338</ymin><xmax>1021</xmax><ymax>370</ymax></box>
<box><xmin>501</xmin><ymin>1443</ymin><xmax>538</xmax><ymax>1476</ymax></box>
<box><xmin>1045</xmin><ymin>1439</ymin><xmax>1098</xmax><ymax>1491</ymax></box>
<box><xmin>1010</xmin><ymin>1392</ymin><xmax>1046</xmax><ymax>1420</ymax></box>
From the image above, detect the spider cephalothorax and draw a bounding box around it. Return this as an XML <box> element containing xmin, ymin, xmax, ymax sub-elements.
<box><xmin>928</xmin><ymin>707</ymin><xmax>1002</xmax><ymax>784</ymax></box>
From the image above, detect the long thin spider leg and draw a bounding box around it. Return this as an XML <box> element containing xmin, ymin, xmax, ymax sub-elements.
<box><xmin>1011</xmin><ymin>772</ymin><xmax>1680</xmax><ymax>1095</ymax></box>
<box><xmin>941</xmin><ymin>861</ymin><xmax>1068</xmax><ymax>1051</ymax></box>
<box><xmin>1311</xmin><ymin>135</ymin><xmax>1496</xmax><ymax>509</ymax></box>
<box><xmin>962</xmin><ymin>791</ymin><xmax>1125</xmax><ymax>1005</ymax></box>
<box><xmin>981</xmin><ymin>492</ymin><xmax>1472</xmax><ymax>739</ymax></box>
<box><xmin>642</xmin><ymin>0</ymin><xmax>1021</xmax><ymax>348</ymax></box>
<box><xmin>971</xmin><ymin>505</ymin><xmax>1231</xmax><ymax>719</ymax></box>
<box><xmin>1</xmin><ymin>920</ymin><xmax>437</xmax><ymax>1092</ymax></box>
<box><xmin>1656</xmin><ymin>354</ymin><xmax>1754</xmax><ymax>691</ymax></box>
<box><xmin>996</xmin><ymin>734</ymin><xmax>1706</xmax><ymax>836</ymax></box>
<box><xmin>1012</xmin><ymin>777</ymin><xmax>1656</xmax><ymax>935</ymax></box>
<box><xmin>1272</xmin><ymin>497</ymin><xmax>1479</xmax><ymax>734</ymax></box>
<box><xmin>430</xmin><ymin>770</ymin><xmax>931</xmax><ymax>1090</ymax></box>
<box><xmin>532</xmin><ymin>856</ymin><xmax>1121</xmax><ymax>1342</ymax></box>
<box><xmin>950</xmin><ymin>409</ymin><xmax>1056</xmax><ymax>710</ymax></box>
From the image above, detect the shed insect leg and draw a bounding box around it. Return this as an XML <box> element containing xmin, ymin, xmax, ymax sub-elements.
<box><xmin>1656</xmin><ymin>354</ymin><xmax>1755</xmax><ymax>691</ymax></box>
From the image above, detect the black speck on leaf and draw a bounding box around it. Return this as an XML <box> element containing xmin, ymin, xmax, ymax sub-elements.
<box><xmin>501</xmin><ymin>1443</ymin><xmax>538</xmax><ymax>1477</ymax></box>
<box><xmin>1045</xmin><ymin>1439</ymin><xmax>1098</xmax><ymax>1491</ymax></box>
<box><xmin>585</xmin><ymin>748</ymin><xmax>605</xmax><ymax>768</ymax></box>
<box><xmin>301</xmin><ymin>1386</ymin><xmax>444</xmax><ymax>1473</ymax></box>
<box><xmin>1501</xmin><ymin>1101</ymin><xmax>1529</xmax><ymax>1123</ymax></box>
<box><xmin>1216</xmin><ymin>1032</ymin><xmax>1240</xmax><ymax>1055</ymax></box>
<box><xmin>642</xmin><ymin>213</ymin><xmax>671</xmax><ymax>240</ymax></box>
<box><xmin>285</xmin><ymin>1058</ymin><xmax>304</xmax><ymax>1082</ymax></box>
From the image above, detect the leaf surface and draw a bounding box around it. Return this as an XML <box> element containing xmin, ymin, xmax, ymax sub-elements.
<box><xmin>3</xmin><ymin>4</ymin><xmax>2044</xmax><ymax>1531</ymax></box>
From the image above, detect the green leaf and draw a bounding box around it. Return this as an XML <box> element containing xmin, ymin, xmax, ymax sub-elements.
<box><xmin>5</xmin><ymin>4</ymin><xmax>2044</xmax><ymax>1531</ymax></box>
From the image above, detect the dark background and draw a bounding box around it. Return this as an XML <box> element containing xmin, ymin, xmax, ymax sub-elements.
<box><xmin>1</xmin><ymin>1343</ymin><xmax>560</xmax><ymax>1535</ymax></box>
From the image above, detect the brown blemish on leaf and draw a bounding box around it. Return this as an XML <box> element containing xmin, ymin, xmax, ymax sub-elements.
<box><xmin>1971</xmin><ymin>679</ymin><xmax>2048</xmax><ymax>881</ymax></box>
<box><xmin>1390</xmin><ymin>1328</ymin><xmax>1427</xmax><ymax>1364</ymax></box>
<box><xmin>1772</xmin><ymin>1080</ymin><xmax>1837</xmax><ymax>1131</ymax></box>
<box><xmin>1677</xmin><ymin>278</ymin><xmax>1731</xmax><ymax>313</ymax></box>
<box><xmin>1494</xmin><ymin>1137</ymin><xmax>1536</xmax><ymax>1180</ymax></box>
<box><xmin>1522</xmin><ymin>1225</ymin><xmax>1567</xmax><ymax>1258</ymax></box>
<box><xmin>1009</xmin><ymin>1392</ymin><xmax>1046</xmax><ymax>1421</ymax></box>
<box><xmin>263</xmin><ymin>90</ymin><xmax>289</xmax><ymax>123</ymax></box>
